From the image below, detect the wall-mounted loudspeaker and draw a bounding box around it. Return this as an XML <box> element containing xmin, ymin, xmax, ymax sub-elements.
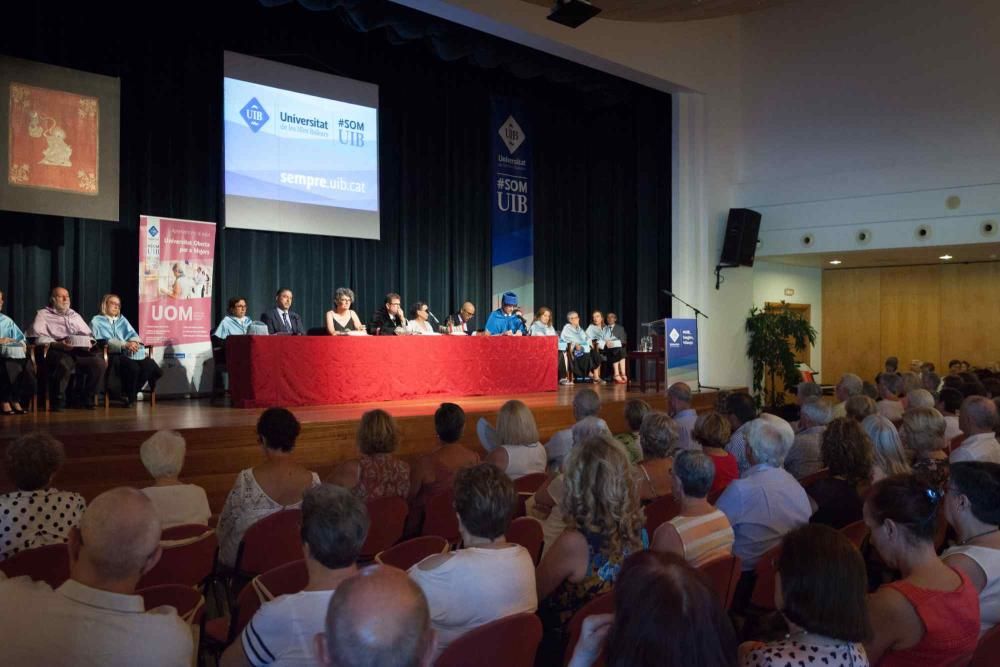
<box><xmin>719</xmin><ymin>208</ymin><xmax>762</xmax><ymax>267</ymax></box>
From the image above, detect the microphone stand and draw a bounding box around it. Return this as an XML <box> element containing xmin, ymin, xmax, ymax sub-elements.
<box><xmin>661</xmin><ymin>290</ymin><xmax>719</xmax><ymax>392</ymax></box>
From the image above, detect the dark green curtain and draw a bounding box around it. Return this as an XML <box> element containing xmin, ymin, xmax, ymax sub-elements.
<box><xmin>0</xmin><ymin>0</ymin><xmax>670</xmax><ymax>341</ymax></box>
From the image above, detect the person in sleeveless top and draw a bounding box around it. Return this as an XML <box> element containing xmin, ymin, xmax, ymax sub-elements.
<box><xmin>325</xmin><ymin>287</ymin><xmax>366</xmax><ymax>334</ymax></box>
<box><xmin>942</xmin><ymin>461</ymin><xmax>1000</xmax><ymax>637</ymax></box>
<box><xmin>864</xmin><ymin>475</ymin><xmax>980</xmax><ymax>666</ymax></box>
<box><xmin>808</xmin><ymin>418</ymin><xmax>873</xmax><ymax>529</ymax></box>
<box><xmin>633</xmin><ymin>411</ymin><xmax>678</xmax><ymax>501</ymax></box>
<box><xmin>536</xmin><ymin>434</ymin><xmax>648</xmax><ymax>665</ymax></box>
<box><xmin>652</xmin><ymin>450</ymin><xmax>733</xmax><ymax>567</ymax></box>
<box><xmin>217</xmin><ymin>408</ymin><xmax>321</xmax><ymax>567</ymax></box>
<box><xmin>485</xmin><ymin>400</ymin><xmax>546</xmax><ymax>480</ymax></box>
<box><xmin>739</xmin><ymin>524</ymin><xmax>872</xmax><ymax>667</ymax></box>
<box><xmin>328</xmin><ymin>409</ymin><xmax>410</xmax><ymax>501</ymax></box>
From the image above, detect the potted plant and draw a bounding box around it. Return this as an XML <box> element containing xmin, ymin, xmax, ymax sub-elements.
<box><xmin>745</xmin><ymin>303</ymin><xmax>817</xmax><ymax>408</ymax></box>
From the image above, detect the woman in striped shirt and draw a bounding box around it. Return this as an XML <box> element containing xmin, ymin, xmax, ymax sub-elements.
<box><xmin>651</xmin><ymin>450</ymin><xmax>734</xmax><ymax>567</ymax></box>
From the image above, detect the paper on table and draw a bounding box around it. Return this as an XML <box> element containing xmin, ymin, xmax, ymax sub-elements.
<box><xmin>605</xmin><ymin>340</ymin><xmax>622</xmax><ymax>349</ymax></box>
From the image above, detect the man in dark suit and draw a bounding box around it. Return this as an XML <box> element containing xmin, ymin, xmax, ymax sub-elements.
<box><xmin>261</xmin><ymin>288</ymin><xmax>306</xmax><ymax>335</ymax></box>
<box><xmin>447</xmin><ymin>301</ymin><xmax>477</xmax><ymax>335</ymax></box>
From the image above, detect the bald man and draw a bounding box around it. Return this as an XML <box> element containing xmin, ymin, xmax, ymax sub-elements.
<box><xmin>952</xmin><ymin>396</ymin><xmax>1000</xmax><ymax>464</ymax></box>
<box><xmin>667</xmin><ymin>382</ymin><xmax>699</xmax><ymax>451</ymax></box>
<box><xmin>317</xmin><ymin>565</ymin><xmax>435</xmax><ymax>667</ymax></box>
<box><xmin>0</xmin><ymin>487</ymin><xmax>192</xmax><ymax>666</ymax></box>
<box><xmin>448</xmin><ymin>302</ymin><xmax>477</xmax><ymax>335</ymax></box>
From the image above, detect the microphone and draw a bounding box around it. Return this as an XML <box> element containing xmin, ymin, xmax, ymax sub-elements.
<box><xmin>427</xmin><ymin>309</ymin><xmax>440</xmax><ymax>324</ymax></box>
<box><xmin>661</xmin><ymin>289</ymin><xmax>674</xmax><ymax>296</ymax></box>
<box><xmin>513</xmin><ymin>309</ymin><xmax>526</xmax><ymax>322</ymax></box>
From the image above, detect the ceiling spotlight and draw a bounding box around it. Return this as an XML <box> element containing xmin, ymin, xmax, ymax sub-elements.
<box><xmin>547</xmin><ymin>0</ymin><xmax>602</xmax><ymax>28</ymax></box>
<box><xmin>829</xmin><ymin>260</ymin><xmax>842</xmax><ymax>265</ymax></box>
<box><xmin>939</xmin><ymin>254</ymin><xmax>953</xmax><ymax>260</ymax></box>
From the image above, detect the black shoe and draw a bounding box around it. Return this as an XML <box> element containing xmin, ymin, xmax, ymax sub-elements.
<box><xmin>50</xmin><ymin>402</ymin><xmax>64</xmax><ymax>412</ymax></box>
<box><xmin>1</xmin><ymin>410</ymin><xmax>13</xmax><ymax>416</ymax></box>
<box><xmin>120</xmin><ymin>396</ymin><xmax>132</xmax><ymax>408</ymax></box>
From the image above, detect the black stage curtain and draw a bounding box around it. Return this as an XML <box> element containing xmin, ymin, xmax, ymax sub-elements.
<box><xmin>0</xmin><ymin>0</ymin><xmax>670</xmax><ymax>343</ymax></box>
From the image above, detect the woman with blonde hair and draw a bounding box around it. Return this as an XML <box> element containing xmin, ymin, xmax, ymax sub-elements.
<box><xmin>863</xmin><ymin>414</ymin><xmax>910</xmax><ymax>482</ymax></box>
<box><xmin>634</xmin><ymin>411</ymin><xmax>678</xmax><ymax>501</ymax></box>
<box><xmin>329</xmin><ymin>408</ymin><xmax>410</xmax><ymax>500</ymax></box>
<box><xmin>485</xmin><ymin>399</ymin><xmax>546</xmax><ymax>480</ymax></box>
<box><xmin>536</xmin><ymin>434</ymin><xmax>647</xmax><ymax>663</ymax></box>
<box><xmin>90</xmin><ymin>292</ymin><xmax>162</xmax><ymax>407</ymax></box>
<box><xmin>901</xmin><ymin>407</ymin><xmax>949</xmax><ymax>490</ymax></box>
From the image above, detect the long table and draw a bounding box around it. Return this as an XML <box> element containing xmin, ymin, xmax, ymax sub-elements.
<box><xmin>226</xmin><ymin>334</ymin><xmax>560</xmax><ymax>408</ymax></box>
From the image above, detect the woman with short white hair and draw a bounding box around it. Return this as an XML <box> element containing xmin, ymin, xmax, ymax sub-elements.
<box><xmin>139</xmin><ymin>430</ymin><xmax>211</xmax><ymax>528</ymax></box>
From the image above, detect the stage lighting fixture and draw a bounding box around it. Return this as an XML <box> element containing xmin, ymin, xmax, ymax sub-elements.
<box><xmin>547</xmin><ymin>0</ymin><xmax>601</xmax><ymax>28</ymax></box>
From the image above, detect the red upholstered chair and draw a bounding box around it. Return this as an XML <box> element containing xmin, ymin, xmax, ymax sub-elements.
<box><xmin>643</xmin><ymin>494</ymin><xmax>681</xmax><ymax>536</ymax></box>
<box><xmin>375</xmin><ymin>535</ymin><xmax>449</xmax><ymax>570</ymax></box>
<box><xmin>798</xmin><ymin>468</ymin><xmax>830</xmax><ymax>491</ymax></box>
<box><xmin>359</xmin><ymin>496</ymin><xmax>408</xmax><ymax>560</ymax></box>
<box><xmin>0</xmin><ymin>543</ymin><xmax>70</xmax><ymax>588</ymax></box>
<box><xmin>563</xmin><ymin>592</ymin><xmax>615</xmax><ymax>667</ymax></box>
<box><xmin>137</xmin><ymin>584</ymin><xmax>206</xmax><ymax>625</ymax></box>
<box><xmin>161</xmin><ymin>523</ymin><xmax>211</xmax><ymax>541</ymax></box>
<box><xmin>707</xmin><ymin>487</ymin><xmax>725</xmax><ymax>505</ymax></box>
<box><xmin>234</xmin><ymin>509</ymin><xmax>303</xmax><ymax>580</ymax></box>
<box><xmin>840</xmin><ymin>519</ymin><xmax>869</xmax><ymax>550</ymax></box>
<box><xmin>422</xmin><ymin>489</ymin><xmax>461</xmax><ymax>545</ymax></box>
<box><xmin>750</xmin><ymin>542</ymin><xmax>783</xmax><ymax>610</ymax></box>
<box><xmin>138</xmin><ymin>528</ymin><xmax>218</xmax><ymax>589</ymax></box>
<box><xmin>698</xmin><ymin>554</ymin><xmax>742</xmax><ymax>610</ymax></box>
<box><xmin>513</xmin><ymin>473</ymin><xmax>548</xmax><ymax>494</ymax></box>
<box><xmin>436</xmin><ymin>612</ymin><xmax>543</xmax><ymax>667</ymax></box>
<box><xmin>505</xmin><ymin>516</ymin><xmax>544</xmax><ymax>566</ymax></box>
<box><xmin>971</xmin><ymin>623</ymin><xmax>1000</xmax><ymax>667</ymax></box>
<box><xmin>950</xmin><ymin>432</ymin><xmax>966</xmax><ymax>453</ymax></box>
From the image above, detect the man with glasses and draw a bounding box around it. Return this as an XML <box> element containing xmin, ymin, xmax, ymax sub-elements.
<box><xmin>368</xmin><ymin>292</ymin><xmax>408</xmax><ymax>336</ymax></box>
<box><xmin>261</xmin><ymin>288</ymin><xmax>306</xmax><ymax>335</ymax></box>
<box><xmin>447</xmin><ymin>301</ymin><xmax>477</xmax><ymax>335</ymax></box>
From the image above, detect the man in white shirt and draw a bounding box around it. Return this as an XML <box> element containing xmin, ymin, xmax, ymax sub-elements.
<box><xmin>831</xmin><ymin>373</ymin><xmax>863</xmax><ymax>419</ymax></box>
<box><xmin>317</xmin><ymin>566</ymin><xmax>435</xmax><ymax>667</ymax></box>
<box><xmin>223</xmin><ymin>484</ymin><xmax>368</xmax><ymax>667</ymax></box>
<box><xmin>876</xmin><ymin>373</ymin><xmax>905</xmax><ymax>422</ymax></box>
<box><xmin>951</xmin><ymin>396</ymin><xmax>1000</xmax><ymax>464</ymax></box>
<box><xmin>784</xmin><ymin>399</ymin><xmax>831</xmax><ymax>480</ymax></box>
<box><xmin>0</xmin><ymin>487</ymin><xmax>192</xmax><ymax>666</ymax></box>
<box><xmin>668</xmin><ymin>382</ymin><xmax>699</xmax><ymax>451</ymax></box>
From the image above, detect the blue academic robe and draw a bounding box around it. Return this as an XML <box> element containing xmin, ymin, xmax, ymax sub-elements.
<box><xmin>485</xmin><ymin>309</ymin><xmax>527</xmax><ymax>335</ymax></box>
<box><xmin>214</xmin><ymin>316</ymin><xmax>252</xmax><ymax>340</ymax></box>
<box><xmin>90</xmin><ymin>315</ymin><xmax>146</xmax><ymax>360</ymax></box>
<box><xmin>529</xmin><ymin>321</ymin><xmax>564</xmax><ymax>350</ymax></box>
<box><xmin>0</xmin><ymin>313</ymin><xmax>27</xmax><ymax>358</ymax></box>
<box><xmin>560</xmin><ymin>324</ymin><xmax>590</xmax><ymax>351</ymax></box>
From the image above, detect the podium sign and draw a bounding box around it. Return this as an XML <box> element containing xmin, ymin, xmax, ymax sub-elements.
<box><xmin>665</xmin><ymin>318</ymin><xmax>699</xmax><ymax>392</ymax></box>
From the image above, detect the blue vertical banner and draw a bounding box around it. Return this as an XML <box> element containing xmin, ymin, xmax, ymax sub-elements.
<box><xmin>665</xmin><ymin>318</ymin><xmax>700</xmax><ymax>392</ymax></box>
<box><xmin>491</xmin><ymin>96</ymin><xmax>533</xmax><ymax>317</ymax></box>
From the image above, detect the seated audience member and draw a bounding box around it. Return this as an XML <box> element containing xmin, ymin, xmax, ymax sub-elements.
<box><xmin>863</xmin><ymin>415</ymin><xmax>911</xmax><ymax>482</ymax></box>
<box><xmin>634</xmin><ymin>411</ymin><xmax>678</xmax><ymax>501</ymax></box>
<box><xmin>717</xmin><ymin>418</ymin><xmax>811</xmax><ymax>572</ymax></box>
<box><xmin>367</xmin><ymin>292</ymin><xmax>407</xmax><ymax>336</ymax></box>
<box><xmin>952</xmin><ymin>395</ymin><xmax>1000</xmax><ymax>464</ymax></box>
<box><xmin>694</xmin><ymin>411</ymin><xmax>739</xmax><ymax>496</ymax></box>
<box><xmin>937</xmin><ymin>386</ymin><xmax>964</xmax><ymax>442</ymax></box>
<box><xmin>406</xmin><ymin>301</ymin><xmax>438</xmax><ymax>335</ymax></box>
<box><xmin>0</xmin><ymin>432</ymin><xmax>86</xmax><ymax>561</ymax></box>
<box><xmin>408</xmin><ymin>403</ymin><xmax>479</xmax><ymax>532</ymax></box>
<box><xmin>30</xmin><ymin>286</ymin><xmax>107</xmax><ymax>410</ymax></box>
<box><xmin>864</xmin><ymin>475</ymin><xmax>980</xmax><ymax>666</ymax></box>
<box><xmin>90</xmin><ymin>293</ymin><xmax>162</xmax><ymax>407</ymax></box>
<box><xmin>535</xmin><ymin>434</ymin><xmax>647</xmax><ymax>664</ymax></box>
<box><xmin>139</xmin><ymin>430</ymin><xmax>211</xmax><ymax>528</ymax></box>
<box><xmin>218</xmin><ymin>407</ymin><xmax>320</xmax><ymax>567</ymax></box>
<box><xmin>614</xmin><ymin>398</ymin><xmax>650</xmax><ymax>464</ymax></box>
<box><xmin>484</xmin><ymin>291</ymin><xmax>527</xmax><ymax>336</ymax></box>
<box><xmin>901</xmin><ymin>407</ymin><xmax>949</xmax><ymax>490</ymax></box>
<box><xmin>214</xmin><ymin>296</ymin><xmax>253</xmax><ymax>339</ymax></box>
<box><xmin>877</xmin><ymin>373</ymin><xmax>906</xmax><ymax>422</ymax></box>
<box><xmin>923</xmin><ymin>370</ymin><xmax>941</xmax><ymax>394</ymax></box>
<box><xmin>222</xmin><ymin>484</ymin><xmax>368</xmax><ymax>667</ymax></box>
<box><xmin>667</xmin><ymin>382</ymin><xmax>699</xmax><ymax>450</ymax></box>
<box><xmin>0</xmin><ymin>488</ymin><xmax>193</xmax><ymax>666</ymax></box>
<box><xmin>260</xmin><ymin>288</ymin><xmax>306</xmax><ymax>335</ymax></box>
<box><xmin>724</xmin><ymin>391</ymin><xmax>759</xmax><ymax>475</ymax></box>
<box><xmin>324</xmin><ymin>287</ymin><xmax>365</xmax><ymax>334</ymax></box>
<box><xmin>329</xmin><ymin>409</ymin><xmax>410</xmax><ymax>501</ymax></box>
<box><xmin>739</xmin><ymin>525</ymin><xmax>871</xmax><ymax>667</ymax></box>
<box><xmin>481</xmin><ymin>399</ymin><xmax>546</xmax><ymax>480</ymax></box>
<box><xmin>317</xmin><ymin>566</ymin><xmax>434</xmax><ymax>667</ymax></box>
<box><xmin>904</xmin><ymin>388</ymin><xmax>935</xmax><ymax>411</ymax></box>
<box><xmin>784</xmin><ymin>400</ymin><xmax>832</xmax><ymax>480</ymax></box>
<box><xmin>652</xmin><ymin>450</ymin><xmax>734</xmax><ymax>566</ymax></box>
<box><xmin>832</xmin><ymin>373</ymin><xmax>864</xmax><ymax>419</ymax></box>
<box><xmin>409</xmin><ymin>463</ymin><xmax>537</xmax><ymax>659</ymax></box>
<box><xmin>543</xmin><ymin>388</ymin><xmax>600</xmax><ymax>469</ymax></box>
<box><xmin>845</xmin><ymin>394</ymin><xmax>878</xmax><ymax>422</ymax></box>
<box><xmin>567</xmin><ymin>551</ymin><xmax>738</xmax><ymax>667</ymax></box>
<box><xmin>808</xmin><ymin>418</ymin><xmax>873</xmax><ymax>528</ymax></box>
<box><xmin>0</xmin><ymin>287</ymin><xmax>35</xmax><ymax>414</ymax></box>
<box><xmin>560</xmin><ymin>311</ymin><xmax>597</xmax><ymax>384</ymax></box>
<box><xmin>862</xmin><ymin>381</ymin><xmax>880</xmax><ymax>401</ymax></box>
<box><xmin>942</xmin><ymin>462</ymin><xmax>1000</xmax><ymax>638</ymax></box>
<box><xmin>448</xmin><ymin>301</ymin><xmax>477</xmax><ymax>335</ymax></box>
<box><xmin>604</xmin><ymin>312</ymin><xmax>628</xmax><ymax>384</ymax></box>
<box><xmin>900</xmin><ymin>372</ymin><xmax>923</xmax><ymax>401</ymax></box>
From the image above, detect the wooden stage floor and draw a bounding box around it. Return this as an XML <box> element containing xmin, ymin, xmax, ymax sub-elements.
<box><xmin>0</xmin><ymin>385</ymin><xmax>732</xmax><ymax>514</ymax></box>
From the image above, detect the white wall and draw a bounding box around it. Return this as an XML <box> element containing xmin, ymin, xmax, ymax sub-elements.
<box><xmin>751</xmin><ymin>261</ymin><xmax>823</xmax><ymax>378</ymax></box>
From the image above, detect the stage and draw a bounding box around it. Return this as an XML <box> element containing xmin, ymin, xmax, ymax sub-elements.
<box><xmin>0</xmin><ymin>385</ymin><xmax>735</xmax><ymax>514</ymax></box>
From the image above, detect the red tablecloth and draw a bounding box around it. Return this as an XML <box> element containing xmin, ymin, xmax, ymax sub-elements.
<box><xmin>226</xmin><ymin>335</ymin><xmax>559</xmax><ymax>408</ymax></box>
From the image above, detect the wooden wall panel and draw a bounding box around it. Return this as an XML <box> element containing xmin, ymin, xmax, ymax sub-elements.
<box><xmin>879</xmin><ymin>266</ymin><xmax>941</xmax><ymax>373</ymax></box>
<box><xmin>822</xmin><ymin>268</ymin><xmax>882</xmax><ymax>384</ymax></box>
<box><xmin>940</xmin><ymin>263</ymin><xmax>1000</xmax><ymax>367</ymax></box>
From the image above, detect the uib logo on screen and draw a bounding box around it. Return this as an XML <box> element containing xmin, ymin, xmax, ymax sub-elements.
<box><xmin>240</xmin><ymin>97</ymin><xmax>270</xmax><ymax>133</ymax></box>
